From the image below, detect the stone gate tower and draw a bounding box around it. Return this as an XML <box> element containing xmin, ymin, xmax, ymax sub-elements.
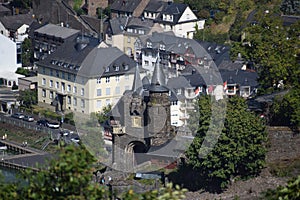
<box><xmin>110</xmin><ymin>53</ymin><xmax>172</xmax><ymax>171</ymax></box>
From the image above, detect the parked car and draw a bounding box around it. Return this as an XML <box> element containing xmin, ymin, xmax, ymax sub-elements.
<box><xmin>71</xmin><ymin>137</ymin><xmax>80</xmax><ymax>143</ymax></box>
<box><xmin>60</xmin><ymin>129</ymin><xmax>71</xmax><ymax>136</ymax></box>
<box><xmin>47</xmin><ymin>121</ymin><xmax>60</xmax><ymax>129</ymax></box>
<box><xmin>11</xmin><ymin>113</ymin><xmax>25</xmax><ymax>119</ymax></box>
<box><xmin>23</xmin><ymin>115</ymin><xmax>34</xmax><ymax>122</ymax></box>
<box><xmin>36</xmin><ymin>119</ymin><xmax>49</xmax><ymax>127</ymax></box>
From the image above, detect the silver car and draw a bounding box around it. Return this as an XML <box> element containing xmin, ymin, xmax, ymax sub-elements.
<box><xmin>23</xmin><ymin>115</ymin><xmax>35</xmax><ymax>122</ymax></box>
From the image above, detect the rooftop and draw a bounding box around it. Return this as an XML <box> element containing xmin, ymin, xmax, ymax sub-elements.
<box><xmin>34</xmin><ymin>23</ymin><xmax>80</xmax><ymax>39</ymax></box>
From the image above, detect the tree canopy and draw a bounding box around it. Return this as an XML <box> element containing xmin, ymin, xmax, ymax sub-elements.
<box><xmin>0</xmin><ymin>145</ymin><xmax>187</xmax><ymax>199</ymax></box>
<box><xmin>230</xmin><ymin>10</ymin><xmax>300</xmax><ymax>94</ymax></box>
<box><xmin>186</xmin><ymin>96</ymin><xmax>267</xmax><ymax>190</ymax></box>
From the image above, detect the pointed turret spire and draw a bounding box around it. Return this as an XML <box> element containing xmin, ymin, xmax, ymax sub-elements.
<box><xmin>132</xmin><ymin>62</ymin><xmax>143</xmax><ymax>95</ymax></box>
<box><xmin>151</xmin><ymin>50</ymin><xmax>166</xmax><ymax>86</ymax></box>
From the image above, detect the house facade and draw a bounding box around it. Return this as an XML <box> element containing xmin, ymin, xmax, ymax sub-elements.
<box><xmin>37</xmin><ymin>35</ymin><xmax>146</xmax><ymax>114</ymax></box>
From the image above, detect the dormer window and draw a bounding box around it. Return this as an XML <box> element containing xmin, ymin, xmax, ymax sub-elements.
<box><xmin>123</xmin><ymin>63</ymin><xmax>129</xmax><ymax>70</ymax></box>
<box><xmin>115</xmin><ymin>66</ymin><xmax>119</xmax><ymax>71</ymax></box>
<box><xmin>159</xmin><ymin>44</ymin><xmax>165</xmax><ymax>51</ymax></box>
<box><xmin>127</xmin><ymin>28</ymin><xmax>133</xmax><ymax>33</ymax></box>
<box><xmin>105</xmin><ymin>66</ymin><xmax>110</xmax><ymax>72</ymax></box>
<box><xmin>146</xmin><ymin>41</ymin><xmax>152</xmax><ymax>48</ymax></box>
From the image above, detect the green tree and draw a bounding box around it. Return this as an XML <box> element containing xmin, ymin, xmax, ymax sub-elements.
<box><xmin>21</xmin><ymin>38</ymin><xmax>33</xmax><ymax>67</ymax></box>
<box><xmin>18</xmin><ymin>89</ymin><xmax>37</xmax><ymax>108</ymax></box>
<box><xmin>231</xmin><ymin>11</ymin><xmax>300</xmax><ymax>94</ymax></box>
<box><xmin>12</xmin><ymin>0</ymin><xmax>32</xmax><ymax>9</ymax></box>
<box><xmin>21</xmin><ymin>145</ymin><xmax>108</xmax><ymax>199</ymax></box>
<box><xmin>15</xmin><ymin>67</ymin><xmax>29</xmax><ymax>76</ymax></box>
<box><xmin>270</xmin><ymin>87</ymin><xmax>300</xmax><ymax>129</ymax></box>
<box><xmin>0</xmin><ymin>145</ymin><xmax>187</xmax><ymax>199</ymax></box>
<box><xmin>186</xmin><ymin>96</ymin><xmax>267</xmax><ymax>190</ymax></box>
<box><xmin>97</xmin><ymin>104</ymin><xmax>112</xmax><ymax>124</ymax></box>
<box><xmin>264</xmin><ymin>175</ymin><xmax>300</xmax><ymax>200</ymax></box>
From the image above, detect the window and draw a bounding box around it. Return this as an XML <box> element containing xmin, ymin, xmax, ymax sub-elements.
<box><xmin>42</xmin><ymin>78</ymin><xmax>46</xmax><ymax>85</ymax></box>
<box><xmin>56</xmin><ymin>81</ymin><xmax>59</xmax><ymax>89</ymax></box>
<box><xmin>67</xmin><ymin>85</ymin><xmax>71</xmax><ymax>92</ymax></box>
<box><xmin>132</xmin><ymin>116</ymin><xmax>142</xmax><ymax>127</ymax></box>
<box><xmin>96</xmin><ymin>100</ymin><xmax>102</xmax><ymax>108</ymax></box>
<box><xmin>106</xmin><ymin>88</ymin><xmax>111</xmax><ymax>95</ymax></box>
<box><xmin>146</xmin><ymin>41</ymin><xmax>152</xmax><ymax>48</ymax></box>
<box><xmin>81</xmin><ymin>88</ymin><xmax>84</xmax><ymax>96</ymax></box>
<box><xmin>127</xmin><ymin>36</ymin><xmax>131</xmax><ymax>43</ymax></box>
<box><xmin>145</xmin><ymin>60</ymin><xmax>149</xmax><ymax>66</ymax></box>
<box><xmin>67</xmin><ymin>73</ymin><xmax>71</xmax><ymax>80</ymax></box>
<box><xmin>125</xmin><ymin>75</ymin><xmax>129</xmax><ymax>80</ymax></box>
<box><xmin>50</xmin><ymin>69</ymin><xmax>53</xmax><ymax>76</ymax></box>
<box><xmin>171</xmin><ymin>101</ymin><xmax>178</xmax><ymax>105</ymax></box>
<box><xmin>73</xmin><ymin>86</ymin><xmax>77</xmax><ymax>94</ymax></box>
<box><xmin>42</xmin><ymin>89</ymin><xmax>46</xmax><ymax>97</ymax></box>
<box><xmin>105</xmin><ymin>67</ymin><xmax>110</xmax><ymax>72</ymax></box>
<box><xmin>56</xmin><ymin>70</ymin><xmax>59</xmax><ymax>77</ymax></box>
<box><xmin>106</xmin><ymin>99</ymin><xmax>110</xmax><ymax>106</ymax></box>
<box><xmin>49</xmin><ymin>91</ymin><xmax>53</xmax><ymax>99</ymax></box>
<box><xmin>81</xmin><ymin>99</ymin><xmax>85</xmax><ymax>108</ymax></box>
<box><xmin>49</xmin><ymin>80</ymin><xmax>53</xmax><ymax>87</ymax></box>
<box><xmin>61</xmin><ymin>82</ymin><xmax>65</xmax><ymax>92</ymax></box>
<box><xmin>115</xmin><ymin>86</ymin><xmax>120</xmax><ymax>95</ymax></box>
<box><xmin>125</xmin><ymin>85</ymin><xmax>130</xmax><ymax>90</ymax></box>
<box><xmin>67</xmin><ymin>96</ymin><xmax>71</xmax><ymax>104</ymax></box>
<box><xmin>115</xmin><ymin>76</ymin><xmax>120</xmax><ymax>82</ymax></box>
<box><xmin>97</xmin><ymin>89</ymin><xmax>102</xmax><ymax>96</ymax></box>
<box><xmin>97</xmin><ymin>78</ymin><xmax>101</xmax><ymax>84</ymax></box>
<box><xmin>115</xmin><ymin>66</ymin><xmax>119</xmax><ymax>71</ymax></box>
<box><xmin>62</xmin><ymin>72</ymin><xmax>65</xmax><ymax>79</ymax></box>
<box><xmin>138</xmin><ymin>30</ymin><xmax>145</xmax><ymax>35</ymax></box>
<box><xmin>42</xmin><ymin>67</ymin><xmax>46</xmax><ymax>74</ymax></box>
<box><xmin>106</xmin><ymin>77</ymin><xmax>110</xmax><ymax>83</ymax></box>
<box><xmin>73</xmin><ymin>97</ymin><xmax>77</xmax><ymax>106</ymax></box>
<box><xmin>159</xmin><ymin>44</ymin><xmax>165</xmax><ymax>50</ymax></box>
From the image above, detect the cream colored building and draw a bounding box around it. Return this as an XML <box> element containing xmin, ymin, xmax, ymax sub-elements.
<box><xmin>37</xmin><ymin>35</ymin><xmax>146</xmax><ymax>114</ymax></box>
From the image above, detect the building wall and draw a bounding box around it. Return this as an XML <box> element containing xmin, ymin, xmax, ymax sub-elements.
<box><xmin>37</xmin><ymin>65</ymin><xmax>146</xmax><ymax>114</ymax></box>
<box><xmin>16</xmin><ymin>24</ymin><xmax>29</xmax><ymax>42</ymax></box>
<box><xmin>0</xmin><ymin>34</ymin><xmax>18</xmax><ymax>71</ymax></box>
<box><xmin>110</xmin><ymin>34</ymin><xmax>124</xmax><ymax>53</ymax></box>
<box><xmin>0</xmin><ymin>22</ymin><xmax>9</xmax><ymax>36</ymax></box>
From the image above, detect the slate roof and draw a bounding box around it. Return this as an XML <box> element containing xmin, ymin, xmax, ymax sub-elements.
<box><xmin>220</xmin><ymin>69</ymin><xmax>258</xmax><ymax>87</ymax></box>
<box><xmin>144</xmin><ymin>0</ymin><xmax>167</xmax><ymax>13</ymax></box>
<box><xmin>0</xmin><ymin>4</ymin><xmax>10</xmax><ymax>13</ymax></box>
<box><xmin>140</xmin><ymin>32</ymin><xmax>207</xmax><ymax>59</ymax></box>
<box><xmin>167</xmin><ymin>76</ymin><xmax>191</xmax><ymax>89</ymax></box>
<box><xmin>80</xmin><ymin>47</ymin><xmax>137</xmax><ymax>78</ymax></box>
<box><xmin>38</xmin><ymin>35</ymin><xmax>138</xmax><ymax>79</ymax></box>
<box><xmin>34</xmin><ymin>23</ymin><xmax>80</xmax><ymax>39</ymax></box>
<box><xmin>37</xmin><ymin>34</ymin><xmax>99</xmax><ymax>74</ymax></box>
<box><xmin>0</xmin><ymin>13</ymin><xmax>34</xmax><ymax>31</ymax></box>
<box><xmin>107</xmin><ymin>16</ymin><xmax>154</xmax><ymax>36</ymax></box>
<box><xmin>197</xmin><ymin>41</ymin><xmax>231</xmax><ymax>67</ymax></box>
<box><xmin>111</xmin><ymin>0</ymin><xmax>141</xmax><ymax>13</ymax></box>
<box><xmin>281</xmin><ymin>15</ymin><xmax>300</xmax><ymax>26</ymax></box>
<box><xmin>155</xmin><ymin>3</ymin><xmax>188</xmax><ymax>25</ymax></box>
<box><xmin>107</xmin><ymin>17</ymin><xmax>127</xmax><ymax>35</ymax></box>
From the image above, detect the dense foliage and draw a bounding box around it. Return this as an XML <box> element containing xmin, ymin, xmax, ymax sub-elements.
<box><xmin>186</xmin><ymin>96</ymin><xmax>267</xmax><ymax>190</ymax></box>
<box><xmin>231</xmin><ymin>10</ymin><xmax>300</xmax><ymax>94</ymax></box>
<box><xmin>270</xmin><ymin>87</ymin><xmax>300</xmax><ymax>128</ymax></box>
<box><xmin>18</xmin><ymin>89</ymin><xmax>37</xmax><ymax>108</ymax></box>
<box><xmin>21</xmin><ymin>38</ymin><xmax>33</xmax><ymax>67</ymax></box>
<box><xmin>264</xmin><ymin>175</ymin><xmax>300</xmax><ymax>200</ymax></box>
<box><xmin>0</xmin><ymin>145</ymin><xmax>187</xmax><ymax>199</ymax></box>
